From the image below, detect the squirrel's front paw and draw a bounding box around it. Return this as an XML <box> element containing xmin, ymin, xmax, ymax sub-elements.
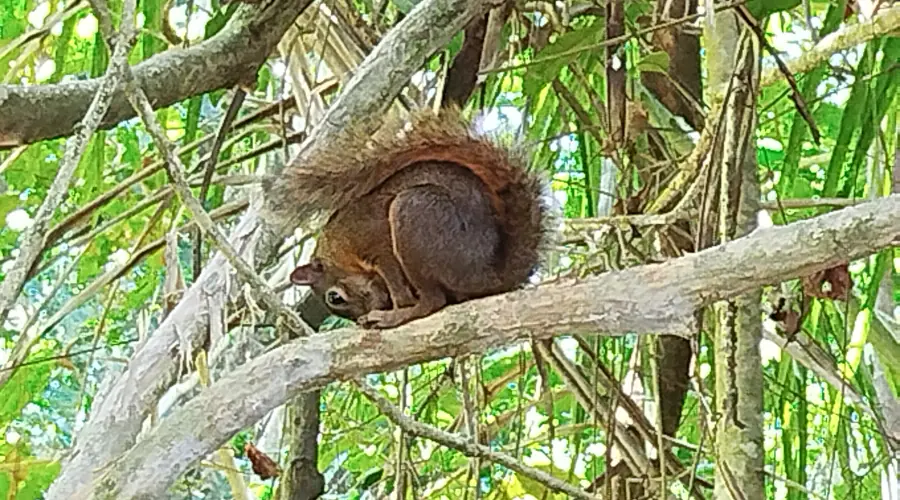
<box><xmin>358</xmin><ymin>309</ymin><xmax>407</xmax><ymax>329</ymax></box>
<box><xmin>358</xmin><ymin>310</ymin><xmax>392</xmax><ymax>329</ymax></box>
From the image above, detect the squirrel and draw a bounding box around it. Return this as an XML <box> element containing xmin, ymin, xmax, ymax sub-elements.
<box><xmin>265</xmin><ymin>107</ymin><xmax>550</xmax><ymax>329</ymax></box>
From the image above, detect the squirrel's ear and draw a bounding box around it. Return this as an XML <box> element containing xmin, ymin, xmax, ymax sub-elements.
<box><xmin>290</xmin><ymin>260</ymin><xmax>324</xmax><ymax>285</ymax></box>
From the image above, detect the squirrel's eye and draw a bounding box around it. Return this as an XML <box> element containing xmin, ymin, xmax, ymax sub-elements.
<box><xmin>326</xmin><ymin>289</ymin><xmax>347</xmax><ymax>307</ymax></box>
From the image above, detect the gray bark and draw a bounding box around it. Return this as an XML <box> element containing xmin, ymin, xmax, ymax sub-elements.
<box><xmin>706</xmin><ymin>11</ymin><xmax>765</xmax><ymax>499</ymax></box>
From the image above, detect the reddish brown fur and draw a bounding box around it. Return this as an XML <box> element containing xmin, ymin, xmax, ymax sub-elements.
<box><xmin>271</xmin><ymin>107</ymin><xmax>550</xmax><ymax>329</ymax></box>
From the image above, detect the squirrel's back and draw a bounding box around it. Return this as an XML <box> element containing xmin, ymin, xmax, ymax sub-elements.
<box><xmin>267</xmin><ymin>107</ymin><xmax>551</xmax><ymax>287</ymax></box>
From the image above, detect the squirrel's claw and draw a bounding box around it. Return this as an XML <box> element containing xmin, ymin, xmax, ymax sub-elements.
<box><xmin>359</xmin><ymin>307</ymin><xmax>423</xmax><ymax>329</ymax></box>
<box><xmin>358</xmin><ymin>309</ymin><xmax>398</xmax><ymax>329</ymax></box>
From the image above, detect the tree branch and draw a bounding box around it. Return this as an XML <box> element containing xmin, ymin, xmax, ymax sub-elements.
<box><xmin>0</xmin><ymin>0</ymin><xmax>314</xmax><ymax>147</ymax></box>
<box><xmin>94</xmin><ymin>194</ymin><xmax>899</xmax><ymax>498</ymax></box>
<box><xmin>758</xmin><ymin>4</ymin><xmax>900</xmax><ymax>89</ymax></box>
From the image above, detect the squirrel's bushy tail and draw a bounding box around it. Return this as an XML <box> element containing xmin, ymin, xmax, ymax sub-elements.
<box><xmin>267</xmin><ymin>106</ymin><xmax>551</xmax><ymax>286</ymax></box>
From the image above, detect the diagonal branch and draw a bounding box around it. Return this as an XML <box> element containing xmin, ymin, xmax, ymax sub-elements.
<box><xmin>758</xmin><ymin>4</ymin><xmax>900</xmax><ymax>89</ymax></box>
<box><xmin>123</xmin><ymin>75</ymin><xmax>311</xmax><ymax>337</ymax></box>
<box><xmin>46</xmin><ymin>0</ymin><xmax>497</xmax><ymax>496</ymax></box>
<box><xmin>94</xmin><ymin>194</ymin><xmax>899</xmax><ymax>498</ymax></box>
<box><xmin>0</xmin><ymin>1</ymin><xmax>139</xmax><ymax>382</ymax></box>
<box><xmin>354</xmin><ymin>379</ymin><xmax>601</xmax><ymax>500</ymax></box>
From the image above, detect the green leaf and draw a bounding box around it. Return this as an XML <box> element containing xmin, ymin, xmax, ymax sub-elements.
<box><xmin>115</xmin><ymin>125</ymin><xmax>142</xmax><ymax>169</ymax></box>
<box><xmin>50</xmin><ymin>16</ymin><xmax>76</xmax><ymax>84</ymax></box>
<box><xmin>125</xmin><ymin>265</ymin><xmax>161</xmax><ymax>310</ymax></box>
<box><xmin>625</xmin><ymin>0</ymin><xmax>652</xmax><ymax>23</ymax></box>
<box><xmin>355</xmin><ymin>467</ymin><xmax>383</xmax><ymax>489</ymax></box>
<box><xmin>0</xmin><ymin>0</ymin><xmax>30</xmax><ymax>81</ymax></box>
<box><xmin>822</xmin><ymin>41</ymin><xmax>875</xmax><ymax>197</ymax></box>
<box><xmin>0</xmin><ymin>354</ymin><xmax>53</xmax><ymax>424</ymax></box>
<box><xmin>76</xmin><ymin>134</ymin><xmax>105</xmax><ymax>201</ymax></box>
<box><xmin>0</xmin><ymin>195</ymin><xmax>19</xmax><ymax>224</ymax></box>
<box><xmin>77</xmin><ymin>240</ymin><xmax>109</xmax><ymax>282</ymax></box>
<box><xmin>775</xmin><ymin>0</ymin><xmax>847</xmax><ymax>197</ymax></box>
<box><xmin>183</xmin><ymin>96</ymin><xmax>202</xmax><ymax>148</ymax></box>
<box><xmin>847</xmin><ymin>37</ymin><xmax>900</xmax><ymax>190</ymax></box>
<box><xmin>205</xmin><ymin>5</ymin><xmax>238</xmax><ymax>37</ymax></box>
<box><xmin>4</xmin><ymin>147</ymin><xmax>39</xmax><ymax>189</ymax></box>
<box><xmin>141</xmin><ymin>0</ymin><xmax>165</xmax><ymax>60</ymax></box>
<box><xmin>5</xmin><ymin>460</ymin><xmax>62</xmax><ymax>500</ymax></box>
<box><xmin>392</xmin><ymin>0</ymin><xmax>421</xmax><ymax>14</ymax></box>
<box><xmin>636</xmin><ymin>51</ymin><xmax>669</xmax><ymax>74</ymax></box>
<box><xmin>523</xmin><ymin>24</ymin><xmax>605</xmax><ymax>98</ymax></box>
<box><xmin>90</xmin><ymin>30</ymin><xmax>109</xmax><ymax>78</ymax></box>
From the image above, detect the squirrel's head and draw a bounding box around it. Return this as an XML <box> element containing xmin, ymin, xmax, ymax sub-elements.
<box><xmin>290</xmin><ymin>258</ymin><xmax>392</xmax><ymax>322</ymax></box>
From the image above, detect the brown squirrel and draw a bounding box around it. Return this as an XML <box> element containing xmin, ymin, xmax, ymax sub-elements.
<box><xmin>266</xmin><ymin>107</ymin><xmax>549</xmax><ymax>329</ymax></box>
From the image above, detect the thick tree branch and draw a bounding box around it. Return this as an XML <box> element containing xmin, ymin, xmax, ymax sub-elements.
<box><xmin>94</xmin><ymin>195</ymin><xmax>899</xmax><ymax>499</ymax></box>
<box><xmin>47</xmin><ymin>0</ymin><xmax>496</xmax><ymax>496</ymax></box>
<box><xmin>0</xmin><ymin>0</ymin><xmax>314</xmax><ymax>147</ymax></box>
<box><xmin>758</xmin><ymin>4</ymin><xmax>900</xmax><ymax>89</ymax></box>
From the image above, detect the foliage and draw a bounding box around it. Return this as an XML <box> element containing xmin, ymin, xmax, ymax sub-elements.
<box><xmin>0</xmin><ymin>0</ymin><xmax>897</xmax><ymax>498</ymax></box>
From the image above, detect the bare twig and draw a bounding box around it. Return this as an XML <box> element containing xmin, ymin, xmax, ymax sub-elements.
<box><xmin>761</xmin><ymin>197</ymin><xmax>863</xmax><ymax>210</ymax></box>
<box><xmin>564</xmin><ymin>197</ymin><xmax>866</xmax><ymax>241</ymax></box>
<box><xmin>735</xmin><ymin>4</ymin><xmax>820</xmax><ymax>144</ymax></box>
<box><xmin>121</xmin><ymin>73</ymin><xmax>310</xmax><ymax>337</ymax></box>
<box><xmin>563</xmin><ymin>210</ymin><xmax>691</xmax><ymax>238</ymax></box>
<box><xmin>354</xmin><ymin>380</ymin><xmax>601</xmax><ymax>500</ymax></box>
<box><xmin>194</xmin><ymin>87</ymin><xmax>247</xmax><ymax>280</ymax></box>
<box><xmin>0</xmin><ymin>0</ymin><xmax>137</xmax><ymax>335</ymax></box>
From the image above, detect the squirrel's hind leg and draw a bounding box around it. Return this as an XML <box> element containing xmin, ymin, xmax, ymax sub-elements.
<box><xmin>358</xmin><ymin>184</ymin><xmax>498</xmax><ymax>329</ymax></box>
